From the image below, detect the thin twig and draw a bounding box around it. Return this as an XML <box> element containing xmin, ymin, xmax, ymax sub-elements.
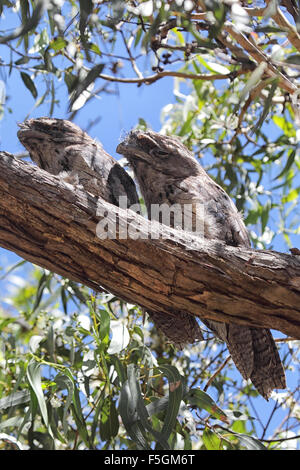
<box><xmin>119</xmin><ymin>29</ymin><xmax>143</xmax><ymax>79</ymax></box>
<box><xmin>275</xmin><ymin>336</ymin><xmax>298</xmax><ymax>342</ymax></box>
<box><xmin>261</xmin><ymin>434</ymin><xmax>300</xmax><ymax>443</ymax></box>
<box><xmin>203</xmin><ymin>355</ymin><xmax>231</xmax><ymax>392</ymax></box>
<box><xmin>96</xmin><ymin>68</ymin><xmax>247</xmax><ymax>85</ymax></box>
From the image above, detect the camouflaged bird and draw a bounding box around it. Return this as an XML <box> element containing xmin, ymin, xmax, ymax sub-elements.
<box><xmin>17</xmin><ymin>118</ymin><xmax>203</xmax><ymax>349</ymax></box>
<box><xmin>116</xmin><ymin>129</ymin><xmax>286</xmax><ymax>399</ymax></box>
<box><xmin>17</xmin><ymin>117</ymin><xmax>139</xmax><ymax>208</ymax></box>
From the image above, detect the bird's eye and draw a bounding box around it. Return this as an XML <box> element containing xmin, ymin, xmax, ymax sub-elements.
<box><xmin>150</xmin><ymin>148</ymin><xmax>169</xmax><ymax>158</ymax></box>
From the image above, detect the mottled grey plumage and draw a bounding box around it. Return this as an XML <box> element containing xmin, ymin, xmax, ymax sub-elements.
<box><xmin>17</xmin><ymin>117</ymin><xmax>202</xmax><ymax>349</ymax></box>
<box><xmin>116</xmin><ymin>129</ymin><xmax>286</xmax><ymax>399</ymax></box>
<box><xmin>17</xmin><ymin>118</ymin><xmax>139</xmax><ymax>208</ymax></box>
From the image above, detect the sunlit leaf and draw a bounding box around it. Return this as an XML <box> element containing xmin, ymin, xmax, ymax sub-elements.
<box><xmin>107</xmin><ymin>320</ymin><xmax>130</xmax><ymax>354</ymax></box>
<box><xmin>50</xmin><ymin>37</ymin><xmax>67</xmax><ymax>51</ymax></box>
<box><xmin>26</xmin><ymin>360</ymin><xmax>50</xmax><ymax>431</ymax></box>
<box><xmin>282</xmin><ymin>188</ymin><xmax>299</xmax><ymax>203</ymax></box>
<box><xmin>29</xmin><ymin>335</ymin><xmax>44</xmax><ymax>353</ymax></box>
<box><xmin>185</xmin><ymin>388</ymin><xmax>229</xmax><ymax>423</ymax></box>
<box><xmin>203</xmin><ymin>428</ymin><xmax>223</xmax><ymax>450</ymax></box>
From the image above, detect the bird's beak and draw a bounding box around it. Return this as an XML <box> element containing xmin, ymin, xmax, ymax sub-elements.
<box><xmin>116</xmin><ymin>142</ymin><xmax>150</xmax><ymax>162</ymax></box>
<box><xmin>17</xmin><ymin>121</ymin><xmax>35</xmax><ymax>143</ymax></box>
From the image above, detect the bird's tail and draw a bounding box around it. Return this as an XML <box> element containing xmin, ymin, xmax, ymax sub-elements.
<box><xmin>148</xmin><ymin>310</ymin><xmax>203</xmax><ymax>349</ymax></box>
<box><xmin>203</xmin><ymin>320</ymin><xmax>286</xmax><ymax>399</ymax></box>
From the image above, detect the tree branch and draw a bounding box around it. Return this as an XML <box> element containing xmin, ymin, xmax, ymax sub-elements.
<box><xmin>96</xmin><ymin>68</ymin><xmax>247</xmax><ymax>85</ymax></box>
<box><xmin>0</xmin><ymin>151</ymin><xmax>300</xmax><ymax>338</ymax></box>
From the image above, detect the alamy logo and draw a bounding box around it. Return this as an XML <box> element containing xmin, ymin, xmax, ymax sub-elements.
<box><xmin>95</xmin><ymin>196</ymin><xmax>205</xmax><ymax>241</ymax></box>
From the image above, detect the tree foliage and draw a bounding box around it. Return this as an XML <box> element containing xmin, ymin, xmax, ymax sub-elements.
<box><xmin>0</xmin><ymin>0</ymin><xmax>299</xmax><ymax>450</ymax></box>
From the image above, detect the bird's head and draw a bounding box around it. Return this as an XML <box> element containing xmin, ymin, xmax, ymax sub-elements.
<box><xmin>17</xmin><ymin>117</ymin><xmax>94</xmax><ymax>173</ymax></box>
<box><xmin>116</xmin><ymin>130</ymin><xmax>200</xmax><ymax>179</ymax></box>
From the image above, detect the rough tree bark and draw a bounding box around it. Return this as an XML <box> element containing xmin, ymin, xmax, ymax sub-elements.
<box><xmin>0</xmin><ymin>151</ymin><xmax>300</xmax><ymax>338</ymax></box>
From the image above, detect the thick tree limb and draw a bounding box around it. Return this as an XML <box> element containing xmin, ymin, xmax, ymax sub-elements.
<box><xmin>0</xmin><ymin>151</ymin><xmax>300</xmax><ymax>338</ymax></box>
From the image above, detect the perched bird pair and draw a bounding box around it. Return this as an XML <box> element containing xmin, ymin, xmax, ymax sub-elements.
<box><xmin>18</xmin><ymin>118</ymin><xmax>286</xmax><ymax>399</ymax></box>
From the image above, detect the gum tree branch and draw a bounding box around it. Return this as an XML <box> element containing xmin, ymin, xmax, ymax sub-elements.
<box><xmin>0</xmin><ymin>151</ymin><xmax>300</xmax><ymax>339</ymax></box>
<box><xmin>96</xmin><ymin>68</ymin><xmax>248</xmax><ymax>85</ymax></box>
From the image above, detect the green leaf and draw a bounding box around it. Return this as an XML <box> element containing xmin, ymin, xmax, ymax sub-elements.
<box><xmin>0</xmin><ymin>259</ymin><xmax>26</xmax><ymax>280</ymax></box>
<box><xmin>50</xmin><ymin>37</ymin><xmax>67</xmax><ymax>51</ymax></box>
<box><xmin>282</xmin><ymin>188</ymin><xmax>299</xmax><ymax>204</ymax></box>
<box><xmin>185</xmin><ymin>388</ymin><xmax>229</xmax><ymax>423</ymax></box>
<box><xmin>203</xmin><ymin>428</ymin><xmax>222</xmax><ymax>450</ymax></box>
<box><xmin>54</xmin><ymin>373</ymin><xmax>74</xmax><ymax>437</ymax></box>
<box><xmin>119</xmin><ymin>380</ymin><xmax>149</xmax><ymax>450</ymax></box>
<box><xmin>231</xmin><ymin>431</ymin><xmax>266</xmax><ymax>450</ymax></box>
<box><xmin>89</xmin><ymin>43</ymin><xmax>102</xmax><ymax>56</ymax></box>
<box><xmin>127</xmin><ymin>364</ymin><xmax>170</xmax><ymax>449</ymax></box>
<box><xmin>99</xmin><ymin>397</ymin><xmax>119</xmax><ymax>441</ymax></box>
<box><xmin>285</xmin><ymin>54</ymin><xmax>300</xmax><ymax>65</ymax></box>
<box><xmin>173</xmin><ymin>27</ymin><xmax>185</xmax><ymax>45</ymax></box>
<box><xmin>109</xmin><ymin>355</ymin><xmax>127</xmax><ymax>385</ymax></box>
<box><xmin>261</xmin><ymin>200</ymin><xmax>271</xmax><ymax>233</ymax></box>
<box><xmin>20</xmin><ymin>72</ymin><xmax>37</xmax><ymax>98</ymax></box>
<box><xmin>158</xmin><ymin>365</ymin><xmax>183</xmax><ymax>441</ymax></box>
<box><xmin>255</xmin><ymin>26</ymin><xmax>287</xmax><ymax>33</ymax></box>
<box><xmin>0</xmin><ymin>0</ymin><xmax>46</xmax><ymax>44</ymax></box>
<box><xmin>15</xmin><ymin>56</ymin><xmax>30</xmax><ymax>65</ymax></box>
<box><xmin>32</xmin><ymin>271</ymin><xmax>51</xmax><ymax>312</ymax></box>
<box><xmin>273</xmin><ymin>116</ymin><xmax>295</xmax><ymax>137</ymax></box>
<box><xmin>239</xmin><ymin>63</ymin><xmax>267</xmax><ymax>103</ymax></box>
<box><xmin>79</xmin><ymin>0</ymin><xmax>93</xmax><ymax>37</ymax></box>
<box><xmin>61</xmin><ymin>369</ymin><xmax>90</xmax><ymax>447</ymax></box>
<box><xmin>0</xmin><ymin>416</ymin><xmax>24</xmax><ymax>431</ymax></box>
<box><xmin>64</xmin><ymin>71</ymin><xmax>78</xmax><ymax>93</ymax></box>
<box><xmin>0</xmin><ymin>390</ymin><xmax>31</xmax><ymax>410</ymax></box>
<box><xmin>95</xmin><ymin>307</ymin><xmax>110</xmax><ymax>342</ymax></box>
<box><xmin>69</xmin><ymin>63</ymin><xmax>105</xmax><ymax>110</ymax></box>
<box><xmin>274</xmin><ymin>149</ymin><xmax>296</xmax><ymax>180</ymax></box>
<box><xmin>255</xmin><ymin>79</ymin><xmax>278</xmax><ymax>131</ymax></box>
<box><xmin>134</xmin><ymin>26</ymin><xmax>143</xmax><ymax>48</ymax></box>
<box><xmin>26</xmin><ymin>360</ymin><xmax>49</xmax><ymax>430</ymax></box>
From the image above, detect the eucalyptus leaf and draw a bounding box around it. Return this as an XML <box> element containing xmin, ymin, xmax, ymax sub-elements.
<box><xmin>54</xmin><ymin>373</ymin><xmax>74</xmax><ymax>437</ymax></box>
<box><xmin>185</xmin><ymin>388</ymin><xmax>229</xmax><ymax>423</ymax></box>
<box><xmin>231</xmin><ymin>431</ymin><xmax>267</xmax><ymax>450</ymax></box>
<box><xmin>99</xmin><ymin>397</ymin><xmax>119</xmax><ymax>441</ymax></box>
<box><xmin>69</xmin><ymin>63</ymin><xmax>104</xmax><ymax>110</ymax></box>
<box><xmin>0</xmin><ymin>390</ymin><xmax>31</xmax><ymax>410</ymax></box>
<box><xmin>203</xmin><ymin>428</ymin><xmax>222</xmax><ymax>450</ymax></box>
<box><xmin>158</xmin><ymin>365</ymin><xmax>183</xmax><ymax>441</ymax></box>
<box><xmin>127</xmin><ymin>364</ymin><xmax>170</xmax><ymax>449</ymax></box>
<box><xmin>26</xmin><ymin>360</ymin><xmax>50</xmax><ymax>432</ymax></box>
<box><xmin>119</xmin><ymin>380</ymin><xmax>149</xmax><ymax>450</ymax></box>
<box><xmin>107</xmin><ymin>320</ymin><xmax>130</xmax><ymax>354</ymax></box>
<box><xmin>20</xmin><ymin>71</ymin><xmax>37</xmax><ymax>98</ymax></box>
